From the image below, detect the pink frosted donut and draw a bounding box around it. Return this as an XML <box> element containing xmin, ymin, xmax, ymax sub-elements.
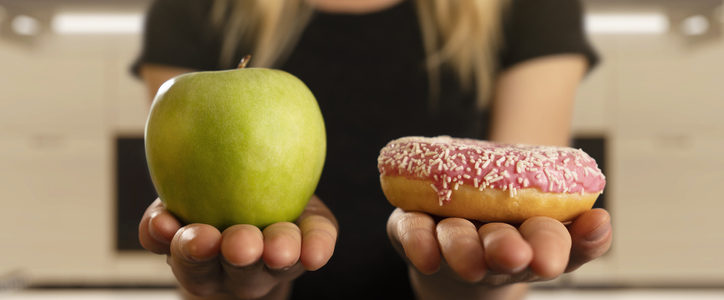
<box><xmin>377</xmin><ymin>136</ymin><xmax>606</xmax><ymax>222</ymax></box>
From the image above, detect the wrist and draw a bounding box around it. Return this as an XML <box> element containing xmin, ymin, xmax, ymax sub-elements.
<box><xmin>408</xmin><ymin>266</ymin><xmax>529</xmax><ymax>300</ymax></box>
<box><xmin>180</xmin><ymin>281</ymin><xmax>293</xmax><ymax>300</ymax></box>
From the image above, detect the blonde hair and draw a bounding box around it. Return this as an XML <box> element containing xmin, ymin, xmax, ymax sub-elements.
<box><xmin>213</xmin><ymin>0</ymin><xmax>509</xmax><ymax>108</ymax></box>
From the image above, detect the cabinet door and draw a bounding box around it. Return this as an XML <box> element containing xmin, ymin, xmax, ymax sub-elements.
<box><xmin>0</xmin><ymin>137</ymin><xmax>111</xmax><ymax>278</ymax></box>
<box><xmin>106</xmin><ymin>39</ymin><xmax>151</xmax><ymax>135</ymax></box>
<box><xmin>572</xmin><ymin>41</ymin><xmax>614</xmax><ymax>135</ymax></box>
<box><xmin>613</xmin><ymin>37</ymin><xmax>724</xmax><ymax>138</ymax></box>
<box><xmin>0</xmin><ymin>47</ymin><xmax>106</xmax><ymax>138</ymax></box>
<box><xmin>605</xmin><ymin>136</ymin><xmax>722</xmax><ymax>284</ymax></box>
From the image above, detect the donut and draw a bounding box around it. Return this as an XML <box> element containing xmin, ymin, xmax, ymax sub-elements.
<box><xmin>377</xmin><ymin>136</ymin><xmax>606</xmax><ymax>223</ymax></box>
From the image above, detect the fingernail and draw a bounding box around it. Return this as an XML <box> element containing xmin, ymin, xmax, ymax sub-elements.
<box><xmin>509</xmin><ymin>264</ymin><xmax>527</xmax><ymax>274</ymax></box>
<box><xmin>179</xmin><ymin>229</ymin><xmax>210</xmax><ymax>262</ymax></box>
<box><xmin>585</xmin><ymin>222</ymin><xmax>611</xmax><ymax>242</ymax></box>
<box><xmin>279</xmin><ymin>265</ymin><xmax>293</xmax><ymax>271</ymax></box>
<box><xmin>267</xmin><ymin>264</ymin><xmax>294</xmax><ymax>274</ymax></box>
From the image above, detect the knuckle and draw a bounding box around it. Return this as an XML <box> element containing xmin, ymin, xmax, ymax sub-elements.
<box><xmin>303</xmin><ymin>226</ymin><xmax>337</xmax><ymax>244</ymax></box>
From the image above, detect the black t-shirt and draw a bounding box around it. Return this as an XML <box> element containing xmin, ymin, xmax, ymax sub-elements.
<box><xmin>133</xmin><ymin>1</ymin><xmax>597</xmax><ymax>298</ymax></box>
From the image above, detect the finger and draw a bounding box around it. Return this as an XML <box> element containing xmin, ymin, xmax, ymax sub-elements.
<box><xmin>169</xmin><ymin>224</ymin><xmax>222</xmax><ymax>297</ymax></box>
<box><xmin>148</xmin><ymin>201</ymin><xmax>181</xmax><ymax>242</ymax></box>
<box><xmin>221</xmin><ymin>224</ymin><xmax>264</xmax><ymax>267</ymax></box>
<box><xmin>388</xmin><ymin>209</ymin><xmax>441</xmax><ymax>274</ymax></box>
<box><xmin>262</xmin><ymin>222</ymin><xmax>302</xmax><ymax>270</ymax></box>
<box><xmin>478</xmin><ymin>223</ymin><xmax>532</xmax><ymax>274</ymax></box>
<box><xmin>436</xmin><ymin>218</ymin><xmax>486</xmax><ymax>282</ymax></box>
<box><xmin>566</xmin><ymin>208</ymin><xmax>612</xmax><ymax>272</ymax></box>
<box><xmin>297</xmin><ymin>196</ymin><xmax>337</xmax><ymax>271</ymax></box>
<box><xmin>298</xmin><ymin>215</ymin><xmax>337</xmax><ymax>271</ymax></box>
<box><xmin>519</xmin><ymin>217</ymin><xmax>572</xmax><ymax>279</ymax></box>
<box><xmin>139</xmin><ymin>199</ymin><xmax>180</xmax><ymax>254</ymax></box>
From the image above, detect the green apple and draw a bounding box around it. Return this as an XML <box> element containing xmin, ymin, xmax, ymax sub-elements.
<box><xmin>145</xmin><ymin>64</ymin><xmax>326</xmax><ymax>229</ymax></box>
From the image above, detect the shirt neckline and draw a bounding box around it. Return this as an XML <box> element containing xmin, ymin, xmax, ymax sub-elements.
<box><xmin>313</xmin><ymin>0</ymin><xmax>411</xmax><ymax>19</ymax></box>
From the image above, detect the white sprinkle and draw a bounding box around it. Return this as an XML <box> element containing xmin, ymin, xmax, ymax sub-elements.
<box><xmin>482</xmin><ymin>159</ymin><xmax>492</xmax><ymax>169</ymax></box>
<box><xmin>496</xmin><ymin>156</ymin><xmax>506</xmax><ymax>167</ymax></box>
<box><xmin>487</xmin><ymin>176</ymin><xmax>504</xmax><ymax>184</ymax></box>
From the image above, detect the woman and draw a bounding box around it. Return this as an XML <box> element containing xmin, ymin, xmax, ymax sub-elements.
<box><xmin>135</xmin><ymin>0</ymin><xmax>613</xmax><ymax>299</ymax></box>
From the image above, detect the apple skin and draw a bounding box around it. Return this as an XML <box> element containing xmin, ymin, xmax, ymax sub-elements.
<box><xmin>145</xmin><ymin>68</ymin><xmax>326</xmax><ymax>229</ymax></box>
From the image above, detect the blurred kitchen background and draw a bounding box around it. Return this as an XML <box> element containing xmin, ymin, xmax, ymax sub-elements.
<box><xmin>1</xmin><ymin>0</ymin><xmax>723</xmax><ymax>298</ymax></box>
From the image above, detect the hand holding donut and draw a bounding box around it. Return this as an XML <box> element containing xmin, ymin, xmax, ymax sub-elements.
<box><xmin>138</xmin><ymin>196</ymin><xmax>338</xmax><ymax>299</ymax></box>
<box><xmin>381</xmin><ymin>136</ymin><xmax>612</xmax><ymax>295</ymax></box>
<box><xmin>387</xmin><ymin>208</ymin><xmax>612</xmax><ymax>294</ymax></box>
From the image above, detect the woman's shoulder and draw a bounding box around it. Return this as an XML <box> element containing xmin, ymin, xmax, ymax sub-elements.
<box><xmin>500</xmin><ymin>0</ymin><xmax>597</xmax><ymax>70</ymax></box>
<box><xmin>146</xmin><ymin>0</ymin><xmax>215</xmax><ymax>26</ymax></box>
<box><xmin>132</xmin><ymin>0</ymin><xmax>224</xmax><ymax>75</ymax></box>
<box><xmin>506</xmin><ymin>0</ymin><xmax>584</xmax><ymax>17</ymax></box>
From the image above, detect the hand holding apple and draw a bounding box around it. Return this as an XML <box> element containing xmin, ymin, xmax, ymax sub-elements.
<box><xmin>139</xmin><ymin>196</ymin><xmax>338</xmax><ymax>298</ymax></box>
<box><xmin>145</xmin><ymin>57</ymin><xmax>326</xmax><ymax>229</ymax></box>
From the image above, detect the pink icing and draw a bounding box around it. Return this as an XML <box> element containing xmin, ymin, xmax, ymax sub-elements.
<box><xmin>378</xmin><ymin>136</ymin><xmax>606</xmax><ymax>205</ymax></box>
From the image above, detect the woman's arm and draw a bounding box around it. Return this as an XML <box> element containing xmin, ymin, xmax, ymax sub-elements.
<box><xmin>139</xmin><ymin>63</ymin><xmax>196</xmax><ymax>101</ymax></box>
<box><xmin>396</xmin><ymin>54</ymin><xmax>612</xmax><ymax>300</ymax></box>
<box><xmin>490</xmin><ymin>54</ymin><xmax>587</xmax><ymax>146</ymax></box>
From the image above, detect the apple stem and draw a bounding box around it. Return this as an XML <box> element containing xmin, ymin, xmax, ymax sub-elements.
<box><xmin>238</xmin><ymin>55</ymin><xmax>252</xmax><ymax>69</ymax></box>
